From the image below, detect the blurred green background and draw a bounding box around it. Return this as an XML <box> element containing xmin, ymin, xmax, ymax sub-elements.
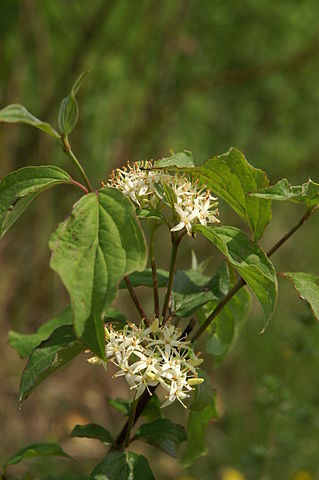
<box><xmin>1</xmin><ymin>1</ymin><xmax>319</xmax><ymax>479</ymax></box>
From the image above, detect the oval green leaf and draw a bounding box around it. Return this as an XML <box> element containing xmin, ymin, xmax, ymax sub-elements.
<box><xmin>0</xmin><ymin>104</ymin><xmax>60</xmax><ymax>138</ymax></box>
<box><xmin>8</xmin><ymin>307</ymin><xmax>72</xmax><ymax>358</ymax></box>
<box><xmin>3</xmin><ymin>442</ymin><xmax>72</xmax><ymax>471</ymax></box>
<box><xmin>70</xmin><ymin>424</ymin><xmax>114</xmax><ymax>445</ymax></box>
<box><xmin>0</xmin><ymin>165</ymin><xmax>72</xmax><ymax>239</ymax></box>
<box><xmin>19</xmin><ymin>325</ymin><xmax>85</xmax><ymax>405</ymax></box>
<box><xmin>49</xmin><ymin>187</ymin><xmax>147</xmax><ymax>358</ymax></box>
<box><xmin>195</xmin><ymin>225</ymin><xmax>278</xmax><ymax>330</ymax></box>
<box><xmin>134</xmin><ymin>418</ymin><xmax>186</xmax><ymax>458</ymax></box>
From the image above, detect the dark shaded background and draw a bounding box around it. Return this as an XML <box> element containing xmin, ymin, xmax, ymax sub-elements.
<box><xmin>1</xmin><ymin>1</ymin><xmax>319</xmax><ymax>479</ymax></box>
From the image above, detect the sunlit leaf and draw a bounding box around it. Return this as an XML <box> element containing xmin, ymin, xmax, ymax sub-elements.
<box><xmin>280</xmin><ymin>272</ymin><xmax>319</xmax><ymax>320</ymax></box>
<box><xmin>155</xmin><ymin>148</ymin><xmax>272</xmax><ymax>241</ymax></box>
<box><xmin>0</xmin><ymin>104</ymin><xmax>60</xmax><ymax>138</ymax></box>
<box><xmin>251</xmin><ymin>178</ymin><xmax>319</xmax><ymax>207</ymax></box>
<box><xmin>0</xmin><ymin>166</ymin><xmax>72</xmax><ymax>238</ymax></box>
<box><xmin>49</xmin><ymin>187</ymin><xmax>147</xmax><ymax>358</ymax></box>
<box><xmin>155</xmin><ymin>150</ymin><xmax>194</xmax><ymax>168</ymax></box>
<box><xmin>8</xmin><ymin>307</ymin><xmax>72</xmax><ymax>358</ymax></box>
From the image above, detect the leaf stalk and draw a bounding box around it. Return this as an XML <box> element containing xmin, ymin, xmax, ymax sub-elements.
<box><xmin>60</xmin><ymin>134</ymin><xmax>93</xmax><ymax>192</ymax></box>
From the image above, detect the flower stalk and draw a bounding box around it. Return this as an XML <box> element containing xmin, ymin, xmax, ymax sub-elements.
<box><xmin>162</xmin><ymin>232</ymin><xmax>181</xmax><ymax>322</ymax></box>
<box><xmin>150</xmin><ymin>225</ymin><xmax>160</xmax><ymax>318</ymax></box>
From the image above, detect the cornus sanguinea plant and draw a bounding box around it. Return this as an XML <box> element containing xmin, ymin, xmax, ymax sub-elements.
<box><xmin>1</xmin><ymin>73</ymin><xmax>319</xmax><ymax>479</ymax></box>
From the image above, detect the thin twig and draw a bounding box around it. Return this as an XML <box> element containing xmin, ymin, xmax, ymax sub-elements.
<box><xmin>150</xmin><ymin>227</ymin><xmax>160</xmax><ymax>318</ymax></box>
<box><xmin>266</xmin><ymin>206</ymin><xmax>318</xmax><ymax>257</ymax></box>
<box><xmin>124</xmin><ymin>276</ymin><xmax>149</xmax><ymax>324</ymax></box>
<box><xmin>192</xmin><ymin>206</ymin><xmax>318</xmax><ymax>341</ymax></box>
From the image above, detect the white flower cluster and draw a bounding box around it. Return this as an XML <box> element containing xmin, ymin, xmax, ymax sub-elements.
<box><xmin>106</xmin><ymin>161</ymin><xmax>220</xmax><ymax>235</ymax></box>
<box><xmin>88</xmin><ymin>319</ymin><xmax>204</xmax><ymax>408</ymax></box>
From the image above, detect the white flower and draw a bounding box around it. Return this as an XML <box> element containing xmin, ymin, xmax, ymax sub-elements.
<box><xmin>87</xmin><ymin>318</ymin><xmax>204</xmax><ymax>408</ymax></box>
<box><xmin>106</xmin><ymin>160</ymin><xmax>220</xmax><ymax>235</ymax></box>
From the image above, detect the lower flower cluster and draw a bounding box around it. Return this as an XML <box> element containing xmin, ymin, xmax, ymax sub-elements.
<box><xmin>88</xmin><ymin>319</ymin><xmax>204</xmax><ymax>408</ymax></box>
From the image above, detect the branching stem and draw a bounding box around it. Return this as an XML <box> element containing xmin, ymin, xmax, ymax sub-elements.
<box><xmin>192</xmin><ymin>206</ymin><xmax>318</xmax><ymax>341</ymax></box>
<box><xmin>113</xmin><ymin>206</ymin><xmax>318</xmax><ymax>449</ymax></box>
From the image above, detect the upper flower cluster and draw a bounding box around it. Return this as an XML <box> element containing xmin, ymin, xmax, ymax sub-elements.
<box><xmin>106</xmin><ymin>161</ymin><xmax>220</xmax><ymax>235</ymax></box>
<box><xmin>88</xmin><ymin>318</ymin><xmax>204</xmax><ymax>408</ymax></box>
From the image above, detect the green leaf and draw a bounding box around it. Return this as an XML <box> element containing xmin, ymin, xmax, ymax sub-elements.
<box><xmin>204</xmin><ymin>289</ymin><xmax>251</xmax><ymax>363</ymax></box>
<box><xmin>172</xmin><ymin>268</ymin><xmax>218</xmax><ymax>317</ymax></box>
<box><xmin>3</xmin><ymin>443</ymin><xmax>71</xmax><ymax>471</ymax></box>
<box><xmin>58</xmin><ymin>95</ymin><xmax>79</xmax><ymax>135</ymax></box>
<box><xmin>195</xmin><ymin>225</ymin><xmax>278</xmax><ymax>330</ymax></box>
<box><xmin>8</xmin><ymin>307</ymin><xmax>72</xmax><ymax>358</ymax></box>
<box><xmin>58</xmin><ymin>71</ymin><xmax>88</xmax><ymax>135</ymax></box>
<box><xmin>70</xmin><ymin>424</ymin><xmax>113</xmax><ymax>445</ymax></box>
<box><xmin>251</xmin><ymin>178</ymin><xmax>319</xmax><ymax>207</ymax></box>
<box><xmin>136</xmin><ymin>208</ymin><xmax>165</xmax><ymax>222</ymax></box>
<box><xmin>171</xmin><ymin>263</ymin><xmax>232</xmax><ymax>317</ymax></box>
<box><xmin>0</xmin><ymin>104</ymin><xmax>60</xmax><ymax>139</ymax></box>
<box><xmin>104</xmin><ymin>306</ymin><xmax>127</xmax><ymax>331</ymax></box>
<box><xmin>119</xmin><ymin>269</ymin><xmax>169</xmax><ymax>289</ymax></box>
<box><xmin>0</xmin><ymin>166</ymin><xmax>72</xmax><ymax>239</ymax></box>
<box><xmin>190</xmin><ymin>370</ymin><xmax>214</xmax><ymax>411</ymax></box>
<box><xmin>210</xmin><ymin>289</ymin><xmax>251</xmax><ymax>365</ymax></box>
<box><xmin>155</xmin><ymin>150</ymin><xmax>194</xmax><ymax>168</ymax></box>
<box><xmin>160</xmin><ymin>148</ymin><xmax>272</xmax><ymax>241</ymax></box>
<box><xmin>107</xmin><ymin>397</ymin><xmax>130</xmax><ymax>415</ymax></box>
<box><xmin>134</xmin><ymin>418</ymin><xmax>186</xmax><ymax>458</ymax></box>
<box><xmin>141</xmin><ymin>395</ymin><xmax>162</xmax><ymax>422</ymax></box>
<box><xmin>280</xmin><ymin>272</ymin><xmax>319</xmax><ymax>320</ymax></box>
<box><xmin>90</xmin><ymin>451</ymin><xmax>154</xmax><ymax>480</ymax></box>
<box><xmin>154</xmin><ymin>182</ymin><xmax>177</xmax><ymax>209</ymax></box>
<box><xmin>49</xmin><ymin>187</ymin><xmax>147</xmax><ymax>358</ymax></box>
<box><xmin>19</xmin><ymin>325</ymin><xmax>85</xmax><ymax>405</ymax></box>
<box><xmin>182</xmin><ymin>386</ymin><xmax>218</xmax><ymax>467</ymax></box>
<box><xmin>71</xmin><ymin>70</ymin><xmax>88</xmax><ymax>96</ymax></box>
<box><xmin>199</xmin><ymin>148</ymin><xmax>272</xmax><ymax>240</ymax></box>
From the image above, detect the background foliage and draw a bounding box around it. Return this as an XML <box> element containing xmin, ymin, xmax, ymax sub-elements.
<box><xmin>1</xmin><ymin>1</ymin><xmax>319</xmax><ymax>479</ymax></box>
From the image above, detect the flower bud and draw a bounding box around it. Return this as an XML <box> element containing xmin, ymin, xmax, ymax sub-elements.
<box><xmin>188</xmin><ymin>377</ymin><xmax>204</xmax><ymax>386</ymax></box>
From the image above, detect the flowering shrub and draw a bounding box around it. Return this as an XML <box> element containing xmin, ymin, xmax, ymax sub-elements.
<box><xmin>0</xmin><ymin>73</ymin><xmax>319</xmax><ymax>479</ymax></box>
